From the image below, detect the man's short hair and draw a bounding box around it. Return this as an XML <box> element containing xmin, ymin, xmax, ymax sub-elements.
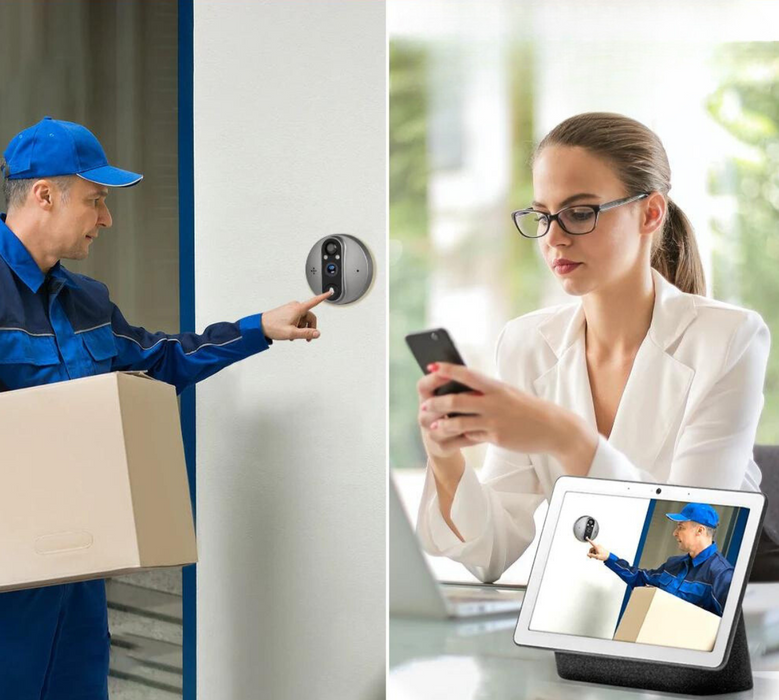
<box><xmin>684</xmin><ymin>520</ymin><xmax>717</xmax><ymax>540</ymax></box>
<box><xmin>702</xmin><ymin>524</ymin><xmax>717</xmax><ymax>540</ymax></box>
<box><xmin>1</xmin><ymin>159</ymin><xmax>71</xmax><ymax>210</ymax></box>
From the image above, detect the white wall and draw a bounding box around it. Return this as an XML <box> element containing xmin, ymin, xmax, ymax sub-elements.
<box><xmin>530</xmin><ymin>493</ymin><xmax>649</xmax><ymax>639</ymax></box>
<box><xmin>194</xmin><ymin>2</ymin><xmax>386</xmax><ymax>698</ymax></box>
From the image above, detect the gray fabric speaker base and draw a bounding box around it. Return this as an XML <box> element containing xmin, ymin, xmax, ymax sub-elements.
<box><xmin>554</xmin><ymin>610</ymin><xmax>752</xmax><ymax>695</ymax></box>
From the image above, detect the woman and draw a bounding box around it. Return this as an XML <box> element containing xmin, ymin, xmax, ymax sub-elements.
<box><xmin>415</xmin><ymin>112</ymin><xmax>773</xmax><ymax>584</ymax></box>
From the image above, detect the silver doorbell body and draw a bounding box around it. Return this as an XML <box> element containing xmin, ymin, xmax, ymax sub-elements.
<box><xmin>573</xmin><ymin>515</ymin><xmax>600</xmax><ymax>542</ymax></box>
<box><xmin>306</xmin><ymin>234</ymin><xmax>374</xmax><ymax>304</ymax></box>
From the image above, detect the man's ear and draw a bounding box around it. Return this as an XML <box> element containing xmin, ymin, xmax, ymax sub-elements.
<box><xmin>30</xmin><ymin>179</ymin><xmax>55</xmax><ymax>210</ymax></box>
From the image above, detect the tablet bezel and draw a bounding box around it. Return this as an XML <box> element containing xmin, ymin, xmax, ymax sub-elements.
<box><xmin>513</xmin><ymin>476</ymin><xmax>766</xmax><ymax>669</ymax></box>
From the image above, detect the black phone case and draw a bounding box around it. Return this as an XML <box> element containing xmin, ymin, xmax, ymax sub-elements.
<box><xmin>405</xmin><ymin>328</ymin><xmax>472</xmax><ymax>397</ymax></box>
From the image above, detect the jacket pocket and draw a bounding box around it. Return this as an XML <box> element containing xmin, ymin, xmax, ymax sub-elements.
<box><xmin>649</xmin><ymin>570</ymin><xmax>676</xmax><ymax>590</ymax></box>
<box><xmin>80</xmin><ymin>324</ymin><xmax>119</xmax><ymax>367</ymax></box>
<box><xmin>0</xmin><ymin>329</ymin><xmax>60</xmax><ymax>365</ymax></box>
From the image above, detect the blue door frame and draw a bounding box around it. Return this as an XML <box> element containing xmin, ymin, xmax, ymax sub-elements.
<box><xmin>178</xmin><ymin>1</ymin><xmax>196</xmax><ymax>697</ymax></box>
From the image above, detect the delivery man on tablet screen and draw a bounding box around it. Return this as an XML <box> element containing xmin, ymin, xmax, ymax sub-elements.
<box><xmin>0</xmin><ymin>117</ymin><xmax>331</xmax><ymax>699</ymax></box>
<box><xmin>587</xmin><ymin>503</ymin><xmax>734</xmax><ymax>617</ymax></box>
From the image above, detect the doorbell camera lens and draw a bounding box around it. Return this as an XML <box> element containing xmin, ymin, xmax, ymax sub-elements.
<box><xmin>656</xmin><ymin>488</ymin><xmax>662</xmax><ymax>494</ymax></box>
<box><xmin>306</xmin><ymin>234</ymin><xmax>374</xmax><ymax>305</ymax></box>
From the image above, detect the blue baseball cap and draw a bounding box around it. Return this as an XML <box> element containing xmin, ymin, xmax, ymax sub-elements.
<box><xmin>2</xmin><ymin>116</ymin><xmax>143</xmax><ymax>187</ymax></box>
<box><xmin>665</xmin><ymin>503</ymin><xmax>719</xmax><ymax>529</ymax></box>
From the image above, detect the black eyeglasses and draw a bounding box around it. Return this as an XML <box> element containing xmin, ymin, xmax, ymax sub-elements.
<box><xmin>511</xmin><ymin>193</ymin><xmax>650</xmax><ymax>238</ymax></box>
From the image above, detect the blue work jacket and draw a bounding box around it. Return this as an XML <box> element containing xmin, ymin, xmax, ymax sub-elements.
<box><xmin>605</xmin><ymin>542</ymin><xmax>734</xmax><ymax>617</ymax></box>
<box><xmin>0</xmin><ymin>213</ymin><xmax>271</xmax><ymax>394</ymax></box>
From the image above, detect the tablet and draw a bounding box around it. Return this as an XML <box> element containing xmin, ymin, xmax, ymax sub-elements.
<box><xmin>513</xmin><ymin>476</ymin><xmax>766</xmax><ymax>670</ymax></box>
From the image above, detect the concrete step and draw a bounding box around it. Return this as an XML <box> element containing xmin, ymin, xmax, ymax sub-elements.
<box><xmin>112</xmin><ymin>567</ymin><xmax>184</xmax><ymax>596</ymax></box>
<box><xmin>112</xmin><ymin>633</ymin><xmax>183</xmax><ymax>673</ymax></box>
<box><xmin>108</xmin><ymin>607</ymin><xmax>182</xmax><ymax>646</ymax></box>
<box><xmin>109</xmin><ymin>646</ymin><xmax>182</xmax><ymax>695</ymax></box>
<box><xmin>109</xmin><ymin>634</ymin><xmax>182</xmax><ymax>697</ymax></box>
<box><xmin>105</xmin><ymin>571</ymin><xmax>185</xmax><ymax>698</ymax></box>
<box><xmin>108</xmin><ymin>675</ymin><xmax>181</xmax><ymax>699</ymax></box>
<box><xmin>106</xmin><ymin>580</ymin><xmax>182</xmax><ymax>624</ymax></box>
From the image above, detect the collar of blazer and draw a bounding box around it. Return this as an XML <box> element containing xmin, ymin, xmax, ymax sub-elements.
<box><xmin>535</xmin><ymin>268</ymin><xmax>698</xmax><ymax>359</ymax></box>
<box><xmin>531</xmin><ymin>268</ymin><xmax>697</xmax><ymax>477</ymax></box>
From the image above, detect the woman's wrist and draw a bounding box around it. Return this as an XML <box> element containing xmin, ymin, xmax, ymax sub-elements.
<box><xmin>428</xmin><ymin>452</ymin><xmax>467</xmax><ymax>542</ymax></box>
<box><xmin>429</xmin><ymin>451</ymin><xmax>466</xmax><ymax>497</ymax></box>
<box><xmin>550</xmin><ymin>408</ymin><xmax>599</xmax><ymax>477</ymax></box>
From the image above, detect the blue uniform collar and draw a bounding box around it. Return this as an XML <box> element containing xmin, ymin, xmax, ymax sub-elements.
<box><xmin>0</xmin><ymin>213</ymin><xmax>80</xmax><ymax>293</ymax></box>
<box><xmin>691</xmin><ymin>542</ymin><xmax>718</xmax><ymax>567</ymax></box>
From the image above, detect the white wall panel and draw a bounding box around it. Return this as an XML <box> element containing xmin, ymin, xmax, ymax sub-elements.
<box><xmin>531</xmin><ymin>493</ymin><xmax>650</xmax><ymax>639</ymax></box>
<box><xmin>194</xmin><ymin>2</ymin><xmax>386</xmax><ymax>698</ymax></box>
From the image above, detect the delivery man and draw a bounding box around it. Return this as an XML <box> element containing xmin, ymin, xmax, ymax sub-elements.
<box><xmin>0</xmin><ymin>117</ymin><xmax>332</xmax><ymax>698</ymax></box>
<box><xmin>586</xmin><ymin>503</ymin><xmax>734</xmax><ymax>617</ymax></box>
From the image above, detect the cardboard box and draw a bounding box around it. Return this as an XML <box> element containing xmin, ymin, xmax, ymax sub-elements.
<box><xmin>613</xmin><ymin>585</ymin><xmax>721</xmax><ymax>651</ymax></box>
<box><xmin>0</xmin><ymin>371</ymin><xmax>197</xmax><ymax>592</ymax></box>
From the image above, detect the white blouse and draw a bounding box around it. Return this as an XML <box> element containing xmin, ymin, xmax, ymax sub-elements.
<box><xmin>416</xmin><ymin>269</ymin><xmax>771</xmax><ymax>583</ymax></box>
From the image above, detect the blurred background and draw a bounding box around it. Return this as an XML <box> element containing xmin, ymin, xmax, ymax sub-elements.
<box><xmin>389</xmin><ymin>0</ymin><xmax>779</xmax><ymax>584</ymax></box>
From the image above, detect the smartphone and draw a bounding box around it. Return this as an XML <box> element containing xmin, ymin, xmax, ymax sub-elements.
<box><xmin>405</xmin><ymin>328</ymin><xmax>473</xmax><ymax>416</ymax></box>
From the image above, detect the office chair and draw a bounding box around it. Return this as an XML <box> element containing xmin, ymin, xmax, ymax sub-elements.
<box><xmin>750</xmin><ymin>445</ymin><xmax>779</xmax><ymax>582</ymax></box>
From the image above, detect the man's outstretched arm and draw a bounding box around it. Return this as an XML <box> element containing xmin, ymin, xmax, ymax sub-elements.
<box><xmin>104</xmin><ymin>283</ymin><xmax>331</xmax><ymax>395</ymax></box>
<box><xmin>603</xmin><ymin>553</ymin><xmax>656</xmax><ymax>588</ymax></box>
<box><xmin>587</xmin><ymin>537</ymin><xmax>664</xmax><ymax>588</ymax></box>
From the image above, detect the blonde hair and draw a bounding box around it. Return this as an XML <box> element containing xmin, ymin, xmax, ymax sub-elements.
<box><xmin>533</xmin><ymin>112</ymin><xmax>706</xmax><ymax>295</ymax></box>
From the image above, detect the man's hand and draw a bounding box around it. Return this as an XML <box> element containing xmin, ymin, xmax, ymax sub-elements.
<box><xmin>586</xmin><ymin>537</ymin><xmax>610</xmax><ymax>561</ymax></box>
<box><xmin>261</xmin><ymin>290</ymin><xmax>333</xmax><ymax>342</ymax></box>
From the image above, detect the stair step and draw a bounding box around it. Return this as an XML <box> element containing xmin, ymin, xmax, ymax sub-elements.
<box><xmin>109</xmin><ymin>607</ymin><xmax>182</xmax><ymax>646</ymax></box>
<box><xmin>112</xmin><ymin>567</ymin><xmax>183</xmax><ymax>596</ymax></box>
<box><xmin>108</xmin><ymin>675</ymin><xmax>181</xmax><ymax>699</ymax></box>
<box><xmin>109</xmin><ymin>650</ymin><xmax>183</xmax><ymax>695</ymax></box>
<box><xmin>106</xmin><ymin>580</ymin><xmax>182</xmax><ymax>623</ymax></box>
<box><xmin>111</xmin><ymin>633</ymin><xmax>183</xmax><ymax>673</ymax></box>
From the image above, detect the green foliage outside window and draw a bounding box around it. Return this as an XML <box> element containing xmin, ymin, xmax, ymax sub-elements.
<box><xmin>707</xmin><ymin>43</ymin><xmax>779</xmax><ymax>444</ymax></box>
<box><xmin>390</xmin><ymin>42</ymin><xmax>544</xmax><ymax>470</ymax></box>
<box><xmin>390</xmin><ymin>43</ymin><xmax>431</xmax><ymax>471</ymax></box>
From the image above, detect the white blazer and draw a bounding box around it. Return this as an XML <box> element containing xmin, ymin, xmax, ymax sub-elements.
<box><xmin>416</xmin><ymin>268</ymin><xmax>771</xmax><ymax>583</ymax></box>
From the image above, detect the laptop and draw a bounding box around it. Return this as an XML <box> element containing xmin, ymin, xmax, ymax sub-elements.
<box><xmin>390</xmin><ymin>474</ymin><xmax>524</xmax><ymax>618</ymax></box>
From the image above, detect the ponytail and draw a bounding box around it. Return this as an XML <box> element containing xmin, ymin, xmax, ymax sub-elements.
<box><xmin>651</xmin><ymin>198</ymin><xmax>706</xmax><ymax>296</ymax></box>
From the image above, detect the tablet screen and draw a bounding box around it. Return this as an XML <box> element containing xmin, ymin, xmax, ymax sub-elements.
<box><xmin>528</xmin><ymin>491</ymin><xmax>750</xmax><ymax>652</ymax></box>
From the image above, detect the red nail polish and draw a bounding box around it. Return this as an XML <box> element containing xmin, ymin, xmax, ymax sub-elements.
<box><xmin>427</xmin><ymin>362</ymin><xmax>439</xmax><ymax>372</ymax></box>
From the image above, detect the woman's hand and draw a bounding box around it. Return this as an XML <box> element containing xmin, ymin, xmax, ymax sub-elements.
<box><xmin>421</xmin><ymin>362</ymin><xmax>562</xmax><ymax>455</ymax></box>
<box><xmin>417</xmin><ymin>365</ymin><xmax>481</xmax><ymax>460</ymax></box>
<box><xmin>421</xmin><ymin>362</ymin><xmax>599</xmax><ymax>476</ymax></box>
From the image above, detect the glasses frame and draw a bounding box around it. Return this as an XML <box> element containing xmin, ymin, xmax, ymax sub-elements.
<box><xmin>511</xmin><ymin>192</ymin><xmax>650</xmax><ymax>239</ymax></box>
